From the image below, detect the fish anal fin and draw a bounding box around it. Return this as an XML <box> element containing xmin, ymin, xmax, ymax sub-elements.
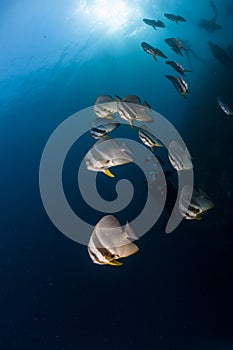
<box><xmin>103</xmin><ymin>169</ymin><xmax>115</xmax><ymax>177</ymax></box>
<box><xmin>107</xmin><ymin>259</ymin><xmax>123</xmax><ymax>266</ymax></box>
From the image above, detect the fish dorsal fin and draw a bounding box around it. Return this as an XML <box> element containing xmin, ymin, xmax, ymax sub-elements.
<box><xmin>143</xmin><ymin>101</ymin><xmax>151</xmax><ymax>109</ymax></box>
<box><xmin>123</xmin><ymin>222</ymin><xmax>138</xmax><ymax>241</ymax></box>
<box><xmin>123</xmin><ymin>95</ymin><xmax>142</xmax><ymax>105</ymax></box>
<box><xmin>95</xmin><ymin>95</ymin><xmax>113</xmax><ymax>104</ymax></box>
<box><xmin>114</xmin><ymin>94</ymin><xmax>122</xmax><ymax>102</ymax></box>
<box><xmin>121</xmin><ymin>142</ymin><xmax>134</xmax><ymax>156</ymax></box>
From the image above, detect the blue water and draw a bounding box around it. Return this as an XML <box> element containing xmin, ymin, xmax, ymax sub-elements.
<box><xmin>1</xmin><ymin>1</ymin><xmax>233</xmax><ymax>349</ymax></box>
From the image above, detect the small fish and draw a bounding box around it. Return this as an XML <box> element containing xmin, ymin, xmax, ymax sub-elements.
<box><xmin>166</xmin><ymin>60</ymin><xmax>191</xmax><ymax>76</ymax></box>
<box><xmin>164</xmin><ymin>13</ymin><xmax>187</xmax><ymax>24</ymax></box>
<box><xmin>90</xmin><ymin>122</ymin><xmax>120</xmax><ymax>139</ymax></box>
<box><xmin>165</xmin><ymin>38</ymin><xmax>187</xmax><ymax>56</ymax></box>
<box><xmin>168</xmin><ymin>141</ymin><xmax>193</xmax><ymax>171</ymax></box>
<box><xmin>141</xmin><ymin>42</ymin><xmax>167</xmax><ymax>61</ymax></box>
<box><xmin>217</xmin><ymin>97</ymin><xmax>233</xmax><ymax>117</ymax></box>
<box><xmin>165</xmin><ymin>75</ymin><xmax>190</xmax><ymax>98</ymax></box>
<box><xmin>138</xmin><ymin>127</ymin><xmax>164</xmax><ymax>151</ymax></box>
<box><xmin>143</xmin><ymin>18</ymin><xmax>166</xmax><ymax>30</ymax></box>
<box><xmin>88</xmin><ymin>215</ymin><xmax>139</xmax><ymax>266</ymax></box>
<box><xmin>94</xmin><ymin>95</ymin><xmax>118</xmax><ymax>119</ymax></box>
<box><xmin>179</xmin><ymin>187</ymin><xmax>214</xmax><ymax>220</ymax></box>
<box><xmin>85</xmin><ymin>138</ymin><xmax>133</xmax><ymax>177</ymax></box>
<box><xmin>116</xmin><ymin>95</ymin><xmax>154</xmax><ymax>127</ymax></box>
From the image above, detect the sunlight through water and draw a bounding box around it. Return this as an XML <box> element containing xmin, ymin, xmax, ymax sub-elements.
<box><xmin>76</xmin><ymin>0</ymin><xmax>142</xmax><ymax>34</ymax></box>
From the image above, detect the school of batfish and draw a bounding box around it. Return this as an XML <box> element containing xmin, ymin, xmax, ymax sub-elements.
<box><xmin>85</xmin><ymin>1</ymin><xmax>233</xmax><ymax>266</ymax></box>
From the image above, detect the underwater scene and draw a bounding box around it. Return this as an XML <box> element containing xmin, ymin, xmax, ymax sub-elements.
<box><xmin>1</xmin><ymin>0</ymin><xmax>233</xmax><ymax>349</ymax></box>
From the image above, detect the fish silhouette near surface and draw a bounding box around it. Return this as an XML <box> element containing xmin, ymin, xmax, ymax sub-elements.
<box><xmin>143</xmin><ymin>18</ymin><xmax>166</xmax><ymax>30</ymax></box>
<box><xmin>165</xmin><ymin>38</ymin><xmax>187</xmax><ymax>56</ymax></box>
<box><xmin>166</xmin><ymin>60</ymin><xmax>191</xmax><ymax>76</ymax></box>
<box><xmin>141</xmin><ymin>42</ymin><xmax>168</xmax><ymax>61</ymax></box>
<box><xmin>164</xmin><ymin>13</ymin><xmax>187</xmax><ymax>24</ymax></box>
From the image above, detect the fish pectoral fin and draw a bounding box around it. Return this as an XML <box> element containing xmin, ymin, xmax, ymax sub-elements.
<box><xmin>152</xmin><ymin>54</ymin><xmax>158</xmax><ymax>61</ymax></box>
<box><xmin>103</xmin><ymin>169</ymin><xmax>115</xmax><ymax>177</ymax></box>
<box><xmin>107</xmin><ymin>259</ymin><xmax>123</xmax><ymax>266</ymax></box>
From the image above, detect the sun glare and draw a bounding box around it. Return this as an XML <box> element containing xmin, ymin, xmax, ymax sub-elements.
<box><xmin>77</xmin><ymin>0</ymin><xmax>142</xmax><ymax>34</ymax></box>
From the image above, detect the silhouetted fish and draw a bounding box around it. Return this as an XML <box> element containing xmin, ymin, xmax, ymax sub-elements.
<box><xmin>143</xmin><ymin>18</ymin><xmax>166</xmax><ymax>30</ymax></box>
<box><xmin>164</xmin><ymin>13</ymin><xmax>187</xmax><ymax>24</ymax></box>
<box><xmin>166</xmin><ymin>60</ymin><xmax>191</xmax><ymax>76</ymax></box>
<box><xmin>198</xmin><ymin>18</ymin><xmax>221</xmax><ymax>33</ymax></box>
<box><xmin>165</xmin><ymin>38</ymin><xmax>187</xmax><ymax>56</ymax></box>
<box><xmin>141</xmin><ymin>42</ymin><xmax>167</xmax><ymax>61</ymax></box>
<box><xmin>208</xmin><ymin>41</ymin><xmax>233</xmax><ymax>66</ymax></box>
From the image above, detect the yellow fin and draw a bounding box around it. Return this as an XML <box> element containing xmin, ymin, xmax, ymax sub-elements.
<box><xmin>107</xmin><ymin>260</ymin><xmax>123</xmax><ymax>266</ymax></box>
<box><xmin>103</xmin><ymin>169</ymin><xmax>115</xmax><ymax>177</ymax></box>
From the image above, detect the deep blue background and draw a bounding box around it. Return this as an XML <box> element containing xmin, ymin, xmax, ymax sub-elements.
<box><xmin>1</xmin><ymin>1</ymin><xmax>233</xmax><ymax>349</ymax></box>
